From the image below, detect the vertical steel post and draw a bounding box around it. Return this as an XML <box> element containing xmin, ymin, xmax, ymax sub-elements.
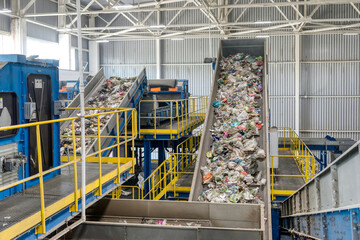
<box><xmin>36</xmin><ymin>125</ymin><xmax>46</xmax><ymax>234</ymax></box>
<box><xmin>158</xmin><ymin>141</ymin><xmax>165</xmax><ymax>166</ymax></box>
<box><xmin>97</xmin><ymin>116</ymin><xmax>102</xmax><ymax>195</ymax></box>
<box><xmin>144</xmin><ymin>140</ymin><xmax>151</xmax><ymax>198</ymax></box>
<box><xmin>295</xmin><ymin>33</ymin><xmax>300</xmax><ymax>135</ymax></box>
<box><xmin>116</xmin><ymin>113</ymin><xmax>120</xmax><ymax>183</ymax></box>
<box><xmin>75</xmin><ymin>0</ymin><xmax>86</xmax><ymax>221</ymax></box>
<box><xmin>71</xmin><ymin>120</ymin><xmax>78</xmax><ymax>211</ymax></box>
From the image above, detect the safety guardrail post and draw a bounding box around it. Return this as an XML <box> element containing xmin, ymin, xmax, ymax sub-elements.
<box><xmin>71</xmin><ymin>119</ymin><xmax>79</xmax><ymax>212</ymax></box>
<box><xmin>97</xmin><ymin>116</ymin><xmax>102</xmax><ymax>195</ymax></box>
<box><xmin>171</xmin><ymin>102</ymin><xmax>174</xmax><ymax>139</ymax></box>
<box><xmin>116</xmin><ymin>112</ymin><xmax>121</xmax><ymax>183</ymax></box>
<box><xmin>132</xmin><ymin>110</ymin><xmax>136</xmax><ymax>174</ymax></box>
<box><xmin>36</xmin><ymin>125</ymin><xmax>46</xmax><ymax>234</ymax></box>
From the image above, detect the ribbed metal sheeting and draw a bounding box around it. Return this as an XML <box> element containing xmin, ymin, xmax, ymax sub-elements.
<box><xmin>100</xmin><ymin>40</ymin><xmax>156</xmax><ymax>65</ymax></box>
<box><xmin>23</xmin><ymin>0</ymin><xmax>58</xmax><ymax>42</ymax></box>
<box><xmin>162</xmin><ymin>38</ymin><xmax>218</xmax><ymax>96</ymax></box>
<box><xmin>163</xmin><ymin>38</ymin><xmax>219</xmax><ymax>64</ymax></box>
<box><xmin>71</xmin><ymin>36</ymin><xmax>90</xmax><ymax>50</ymax></box>
<box><xmin>299</xmin><ymin>34</ymin><xmax>360</xmax><ymax>140</ymax></box>
<box><xmin>162</xmin><ymin>65</ymin><xmax>212</xmax><ymax>96</ymax></box>
<box><xmin>103</xmin><ymin>65</ymin><xmax>157</xmax><ymax>79</ymax></box>
<box><xmin>21</xmin><ymin>0</ymin><xmax>58</xmax><ymax>26</ymax></box>
<box><xmin>162</xmin><ymin>1</ymin><xmax>209</xmax><ymax>25</ymax></box>
<box><xmin>100</xmin><ymin>40</ymin><xmax>156</xmax><ymax>78</ymax></box>
<box><xmin>302</xmin><ymin>35</ymin><xmax>360</xmax><ymax>61</ymax></box>
<box><xmin>300</xmin><ymin>97</ymin><xmax>360</xmax><ymax>131</ymax></box>
<box><xmin>0</xmin><ymin>15</ymin><xmax>10</xmax><ymax>33</ymax></box>
<box><xmin>265</xmin><ymin>33</ymin><xmax>360</xmax><ymax>140</ymax></box>
<box><xmin>27</xmin><ymin>22</ymin><xmax>58</xmax><ymax>43</ymax></box>
<box><xmin>75</xmin><ymin>49</ymin><xmax>90</xmax><ymax>72</ymax></box>
<box><xmin>228</xmin><ymin>0</ymin><xmax>297</xmax><ymax>23</ymax></box>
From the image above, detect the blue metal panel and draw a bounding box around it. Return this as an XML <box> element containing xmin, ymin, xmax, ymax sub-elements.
<box><xmin>0</xmin><ymin>54</ymin><xmax>60</xmax><ymax>199</ymax></box>
<box><xmin>271</xmin><ymin>208</ymin><xmax>280</xmax><ymax>240</ymax></box>
<box><xmin>281</xmin><ymin>208</ymin><xmax>360</xmax><ymax>239</ymax></box>
<box><xmin>143</xmin><ymin>140</ymin><xmax>151</xmax><ymax>197</ymax></box>
<box><xmin>158</xmin><ymin>141</ymin><xmax>165</xmax><ymax>166</ymax></box>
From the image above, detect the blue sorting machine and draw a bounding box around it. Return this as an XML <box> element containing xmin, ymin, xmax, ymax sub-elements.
<box><xmin>140</xmin><ymin>79</ymin><xmax>189</xmax><ymax>127</ymax></box>
<box><xmin>0</xmin><ymin>54</ymin><xmax>62</xmax><ymax>200</ymax></box>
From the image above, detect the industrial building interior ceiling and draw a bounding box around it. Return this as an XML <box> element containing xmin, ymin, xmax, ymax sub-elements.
<box><xmin>1</xmin><ymin>0</ymin><xmax>360</xmax><ymax>40</ymax></box>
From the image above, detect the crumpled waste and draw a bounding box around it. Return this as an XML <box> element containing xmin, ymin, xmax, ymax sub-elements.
<box><xmin>143</xmin><ymin>218</ymin><xmax>203</xmax><ymax>227</ymax></box>
<box><xmin>60</xmin><ymin>76</ymin><xmax>136</xmax><ymax>155</ymax></box>
<box><xmin>198</xmin><ymin>53</ymin><xmax>266</xmax><ymax>204</ymax></box>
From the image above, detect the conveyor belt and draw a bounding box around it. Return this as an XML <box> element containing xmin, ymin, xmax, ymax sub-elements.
<box><xmin>61</xmin><ymin>68</ymin><xmax>147</xmax><ymax>155</ymax></box>
<box><xmin>189</xmin><ymin>39</ymin><xmax>271</xmax><ymax>238</ymax></box>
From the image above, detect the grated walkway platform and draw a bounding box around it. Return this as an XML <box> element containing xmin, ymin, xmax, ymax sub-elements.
<box><xmin>0</xmin><ymin>161</ymin><xmax>132</xmax><ymax>239</ymax></box>
<box><xmin>273</xmin><ymin>150</ymin><xmax>305</xmax><ymax>191</ymax></box>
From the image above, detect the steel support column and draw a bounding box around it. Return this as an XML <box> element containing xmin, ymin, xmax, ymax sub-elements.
<box><xmin>144</xmin><ymin>140</ymin><xmax>151</xmax><ymax>197</ymax></box>
<box><xmin>156</xmin><ymin>38</ymin><xmax>161</xmax><ymax>79</ymax></box>
<box><xmin>158</xmin><ymin>141</ymin><xmax>165</xmax><ymax>166</ymax></box>
<box><xmin>294</xmin><ymin>34</ymin><xmax>300</xmax><ymax>135</ymax></box>
<box><xmin>11</xmin><ymin>0</ymin><xmax>26</xmax><ymax>55</ymax></box>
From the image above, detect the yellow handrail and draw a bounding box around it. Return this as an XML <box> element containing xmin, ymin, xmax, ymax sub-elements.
<box><xmin>270</xmin><ymin>155</ymin><xmax>311</xmax><ymax>201</ymax></box>
<box><xmin>138</xmin><ymin>96</ymin><xmax>208</xmax><ymax>138</ymax></box>
<box><xmin>277</xmin><ymin>127</ymin><xmax>316</xmax><ymax>179</ymax></box>
<box><xmin>140</xmin><ymin>135</ymin><xmax>201</xmax><ymax>200</ymax></box>
<box><xmin>0</xmin><ymin>108</ymin><xmax>137</xmax><ymax>235</ymax></box>
<box><xmin>271</xmin><ymin>127</ymin><xmax>317</xmax><ymax>200</ymax></box>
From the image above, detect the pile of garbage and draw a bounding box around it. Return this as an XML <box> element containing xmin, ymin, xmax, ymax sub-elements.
<box><xmin>118</xmin><ymin>218</ymin><xmax>207</xmax><ymax>227</ymax></box>
<box><xmin>198</xmin><ymin>53</ymin><xmax>266</xmax><ymax>204</ymax></box>
<box><xmin>60</xmin><ymin>76</ymin><xmax>136</xmax><ymax>155</ymax></box>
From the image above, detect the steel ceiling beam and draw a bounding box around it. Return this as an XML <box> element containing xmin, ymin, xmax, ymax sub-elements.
<box><xmin>58</xmin><ymin>18</ymin><xmax>360</xmax><ymax>33</ymax></box>
<box><xmin>23</xmin><ymin>0</ymin><xmax>360</xmax><ymax>17</ymax></box>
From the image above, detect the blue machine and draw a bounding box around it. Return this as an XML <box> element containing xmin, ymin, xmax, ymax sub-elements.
<box><xmin>0</xmin><ymin>54</ymin><xmax>62</xmax><ymax>200</ymax></box>
<box><xmin>59</xmin><ymin>79</ymin><xmax>88</xmax><ymax>103</ymax></box>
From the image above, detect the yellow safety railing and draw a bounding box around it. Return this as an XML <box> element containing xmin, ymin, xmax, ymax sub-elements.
<box><xmin>270</xmin><ymin>155</ymin><xmax>313</xmax><ymax>201</ymax></box>
<box><xmin>0</xmin><ymin>108</ymin><xmax>137</xmax><ymax>237</ymax></box>
<box><xmin>141</xmin><ymin>135</ymin><xmax>201</xmax><ymax>200</ymax></box>
<box><xmin>277</xmin><ymin>127</ymin><xmax>316</xmax><ymax>180</ymax></box>
<box><xmin>139</xmin><ymin>95</ymin><xmax>208</xmax><ymax>139</ymax></box>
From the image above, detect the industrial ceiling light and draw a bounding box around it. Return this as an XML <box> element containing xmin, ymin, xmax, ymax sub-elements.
<box><xmin>112</xmin><ymin>4</ymin><xmax>134</xmax><ymax>10</ymax></box>
<box><xmin>255</xmin><ymin>21</ymin><xmax>272</xmax><ymax>24</ymax></box>
<box><xmin>255</xmin><ymin>35</ymin><xmax>270</xmax><ymax>38</ymax></box>
<box><xmin>343</xmin><ymin>33</ymin><xmax>358</xmax><ymax>36</ymax></box>
<box><xmin>96</xmin><ymin>40</ymin><xmax>109</xmax><ymax>43</ymax></box>
<box><xmin>150</xmin><ymin>25</ymin><xmax>166</xmax><ymax>29</ymax></box>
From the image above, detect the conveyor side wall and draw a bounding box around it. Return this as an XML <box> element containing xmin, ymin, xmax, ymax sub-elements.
<box><xmin>86</xmin><ymin>68</ymin><xmax>147</xmax><ymax>155</ymax></box>
<box><xmin>280</xmin><ymin>141</ymin><xmax>360</xmax><ymax>239</ymax></box>
<box><xmin>60</xmin><ymin>68</ymin><xmax>106</xmax><ymax>129</ymax></box>
<box><xmin>189</xmin><ymin>39</ymin><xmax>271</xmax><ymax>239</ymax></box>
